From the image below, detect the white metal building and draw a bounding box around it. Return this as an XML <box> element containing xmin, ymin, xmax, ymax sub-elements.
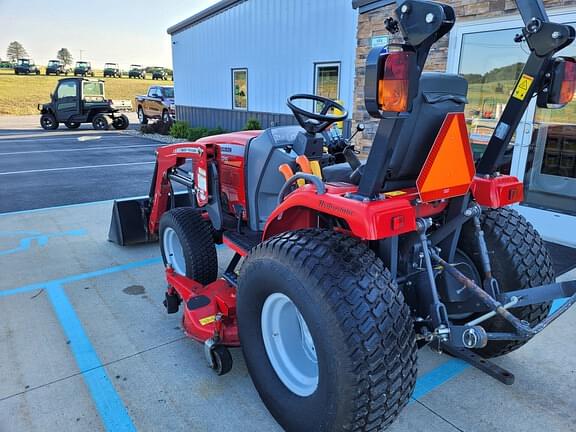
<box><xmin>168</xmin><ymin>0</ymin><xmax>358</xmax><ymax>132</ymax></box>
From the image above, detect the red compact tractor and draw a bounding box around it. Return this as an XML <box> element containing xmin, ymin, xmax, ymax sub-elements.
<box><xmin>109</xmin><ymin>1</ymin><xmax>576</xmax><ymax>430</ymax></box>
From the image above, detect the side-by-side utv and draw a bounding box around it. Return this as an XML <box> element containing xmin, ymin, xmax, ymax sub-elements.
<box><xmin>38</xmin><ymin>78</ymin><xmax>129</xmax><ymax>131</ymax></box>
<box><xmin>109</xmin><ymin>1</ymin><xmax>576</xmax><ymax>430</ymax></box>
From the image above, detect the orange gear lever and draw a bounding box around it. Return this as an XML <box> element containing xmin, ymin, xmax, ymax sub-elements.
<box><xmin>278</xmin><ymin>164</ymin><xmax>294</xmax><ymax>181</ymax></box>
<box><xmin>295</xmin><ymin>155</ymin><xmax>313</xmax><ymax>174</ymax></box>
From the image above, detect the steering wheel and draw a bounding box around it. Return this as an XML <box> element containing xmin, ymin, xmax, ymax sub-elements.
<box><xmin>287</xmin><ymin>94</ymin><xmax>348</xmax><ymax>134</ymax></box>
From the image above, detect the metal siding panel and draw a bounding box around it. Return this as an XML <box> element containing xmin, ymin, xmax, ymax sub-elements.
<box><xmin>172</xmin><ymin>0</ymin><xmax>358</xmax><ymax>116</ymax></box>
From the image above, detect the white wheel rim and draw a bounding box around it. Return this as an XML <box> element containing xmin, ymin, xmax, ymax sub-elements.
<box><xmin>138</xmin><ymin>109</ymin><xmax>144</xmax><ymax>122</ymax></box>
<box><xmin>162</xmin><ymin>227</ymin><xmax>186</xmax><ymax>275</ymax></box>
<box><xmin>261</xmin><ymin>293</ymin><xmax>318</xmax><ymax>396</ymax></box>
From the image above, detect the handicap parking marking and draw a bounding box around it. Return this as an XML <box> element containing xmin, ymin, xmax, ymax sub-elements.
<box><xmin>411</xmin><ymin>359</ymin><xmax>469</xmax><ymax>401</ymax></box>
<box><xmin>0</xmin><ymin>229</ymin><xmax>87</xmax><ymax>256</ymax></box>
<box><xmin>46</xmin><ymin>282</ymin><xmax>137</xmax><ymax>432</ymax></box>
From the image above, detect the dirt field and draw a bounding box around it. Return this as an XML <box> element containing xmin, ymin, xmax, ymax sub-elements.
<box><xmin>0</xmin><ymin>69</ymin><xmax>173</xmax><ymax>115</ymax></box>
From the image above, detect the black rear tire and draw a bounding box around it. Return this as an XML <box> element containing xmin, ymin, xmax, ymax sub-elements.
<box><xmin>238</xmin><ymin>229</ymin><xmax>417</xmax><ymax>432</ymax></box>
<box><xmin>40</xmin><ymin>114</ymin><xmax>59</xmax><ymax>130</ymax></box>
<box><xmin>112</xmin><ymin>114</ymin><xmax>129</xmax><ymax>130</ymax></box>
<box><xmin>159</xmin><ymin>208</ymin><xmax>217</xmax><ymax>284</ymax></box>
<box><xmin>458</xmin><ymin>207</ymin><xmax>554</xmax><ymax>358</ymax></box>
<box><xmin>92</xmin><ymin>114</ymin><xmax>110</xmax><ymax>130</ymax></box>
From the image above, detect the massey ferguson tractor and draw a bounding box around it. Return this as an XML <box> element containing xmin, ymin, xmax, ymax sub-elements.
<box><xmin>109</xmin><ymin>0</ymin><xmax>576</xmax><ymax>430</ymax></box>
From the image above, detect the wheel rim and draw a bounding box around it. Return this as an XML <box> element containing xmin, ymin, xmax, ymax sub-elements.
<box><xmin>95</xmin><ymin>119</ymin><xmax>104</xmax><ymax>129</ymax></box>
<box><xmin>261</xmin><ymin>293</ymin><xmax>318</xmax><ymax>396</ymax></box>
<box><xmin>163</xmin><ymin>112</ymin><xmax>169</xmax><ymax>122</ymax></box>
<box><xmin>138</xmin><ymin>109</ymin><xmax>144</xmax><ymax>122</ymax></box>
<box><xmin>42</xmin><ymin>117</ymin><xmax>53</xmax><ymax>128</ymax></box>
<box><xmin>163</xmin><ymin>227</ymin><xmax>186</xmax><ymax>275</ymax></box>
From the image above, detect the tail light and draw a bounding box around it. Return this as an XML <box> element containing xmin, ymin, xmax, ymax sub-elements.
<box><xmin>364</xmin><ymin>47</ymin><xmax>418</xmax><ymax>117</ymax></box>
<box><xmin>559</xmin><ymin>59</ymin><xmax>576</xmax><ymax>105</ymax></box>
<box><xmin>537</xmin><ymin>57</ymin><xmax>576</xmax><ymax>109</ymax></box>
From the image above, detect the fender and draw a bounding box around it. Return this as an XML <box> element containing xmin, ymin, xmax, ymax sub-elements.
<box><xmin>263</xmin><ymin>183</ymin><xmax>447</xmax><ymax>241</ymax></box>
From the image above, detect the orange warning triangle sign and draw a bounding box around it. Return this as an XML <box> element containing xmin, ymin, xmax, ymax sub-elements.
<box><xmin>416</xmin><ymin>113</ymin><xmax>475</xmax><ymax>203</ymax></box>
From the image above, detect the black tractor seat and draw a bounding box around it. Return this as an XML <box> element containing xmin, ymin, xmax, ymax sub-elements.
<box><xmin>323</xmin><ymin>72</ymin><xmax>468</xmax><ymax>190</ymax></box>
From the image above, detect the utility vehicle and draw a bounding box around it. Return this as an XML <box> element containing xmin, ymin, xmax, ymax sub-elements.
<box><xmin>45</xmin><ymin>59</ymin><xmax>69</xmax><ymax>76</ymax></box>
<box><xmin>103</xmin><ymin>63</ymin><xmax>122</xmax><ymax>78</ymax></box>
<box><xmin>14</xmin><ymin>58</ymin><xmax>40</xmax><ymax>75</ymax></box>
<box><xmin>152</xmin><ymin>67</ymin><xmax>169</xmax><ymax>80</ymax></box>
<box><xmin>39</xmin><ymin>78</ymin><xmax>129</xmax><ymax>131</ymax></box>
<box><xmin>128</xmin><ymin>64</ymin><xmax>146</xmax><ymax>79</ymax></box>
<box><xmin>74</xmin><ymin>61</ymin><xmax>94</xmax><ymax>77</ymax></box>
<box><xmin>110</xmin><ymin>1</ymin><xmax>576</xmax><ymax>430</ymax></box>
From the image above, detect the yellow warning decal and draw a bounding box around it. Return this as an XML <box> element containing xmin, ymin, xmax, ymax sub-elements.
<box><xmin>199</xmin><ymin>315</ymin><xmax>216</xmax><ymax>326</ymax></box>
<box><xmin>384</xmin><ymin>190</ymin><xmax>407</xmax><ymax>197</ymax></box>
<box><xmin>513</xmin><ymin>74</ymin><xmax>534</xmax><ymax>100</ymax></box>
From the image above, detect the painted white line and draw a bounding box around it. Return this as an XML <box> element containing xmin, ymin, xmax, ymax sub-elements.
<box><xmin>0</xmin><ymin>161</ymin><xmax>155</xmax><ymax>176</ymax></box>
<box><xmin>0</xmin><ymin>143</ymin><xmax>158</xmax><ymax>156</ymax></box>
<box><xmin>0</xmin><ymin>135</ymin><xmax>133</xmax><ymax>143</ymax></box>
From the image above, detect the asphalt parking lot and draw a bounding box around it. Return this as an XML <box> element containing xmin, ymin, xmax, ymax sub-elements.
<box><xmin>0</xmin><ymin>117</ymin><xmax>575</xmax><ymax>432</ymax></box>
<box><xmin>0</xmin><ymin>114</ymin><xmax>156</xmax><ymax>213</ymax></box>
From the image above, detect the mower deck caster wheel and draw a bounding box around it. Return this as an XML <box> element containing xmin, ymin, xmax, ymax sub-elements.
<box><xmin>204</xmin><ymin>339</ymin><xmax>233</xmax><ymax>376</ymax></box>
<box><xmin>163</xmin><ymin>291</ymin><xmax>180</xmax><ymax>314</ymax></box>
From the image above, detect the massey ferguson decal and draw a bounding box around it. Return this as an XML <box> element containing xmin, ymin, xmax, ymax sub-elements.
<box><xmin>175</xmin><ymin>147</ymin><xmax>203</xmax><ymax>155</ymax></box>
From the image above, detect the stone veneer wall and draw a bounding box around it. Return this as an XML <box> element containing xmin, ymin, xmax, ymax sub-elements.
<box><xmin>353</xmin><ymin>0</ymin><xmax>576</xmax><ymax>155</ymax></box>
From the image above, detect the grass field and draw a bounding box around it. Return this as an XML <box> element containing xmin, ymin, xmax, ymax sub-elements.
<box><xmin>0</xmin><ymin>69</ymin><xmax>173</xmax><ymax>115</ymax></box>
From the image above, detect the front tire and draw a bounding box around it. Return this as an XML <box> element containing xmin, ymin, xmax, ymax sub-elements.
<box><xmin>458</xmin><ymin>207</ymin><xmax>554</xmax><ymax>358</ymax></box>
<box><xmin>40</xmin><ymin>114</ymin><xmax>59</xmax><ymax>130</ymax></box>
<box><xmin>137</xmin><ymin>106</ymin><xmax>148</xmax><ymax>124</ymax></box>
<box><xmin>159</xmin><ymin>208</ymin><xmax>218</xmax><ymax>284</ymax></box>
<box><xmin>238</xmin><ymin>229</ymin><xmax>417</xmax><ymax>432</ymax></box>
<box><xmin>162</xmin><ymin>109</ymin><xmax>171</xmax><ymax>124</ymax></box>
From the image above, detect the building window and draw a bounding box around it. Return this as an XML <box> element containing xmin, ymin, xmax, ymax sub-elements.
<box><xmin>232</xmin><ymin>68</ymin><xmax>248</xmax><ymax>110</ymax></box>
<box><xmin>314</xmin><ymin>62</ymin><xmax>340</xmax><ymax>111</ymax></box>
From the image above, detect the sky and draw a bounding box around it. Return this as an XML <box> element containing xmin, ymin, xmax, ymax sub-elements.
<box><xmin>0</xmin><ymin>0</ymin><xmax>220</xmax><ymax>68</ymax></box>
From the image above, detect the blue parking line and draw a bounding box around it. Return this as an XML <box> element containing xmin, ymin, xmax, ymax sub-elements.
<box><xmin>0</xmin><ymin>257</ymin><xmax>162</xmax><ymax>298</ymax></box>
<box><xmin>0</xmin><ymin>229</ymin><xmax>86</xmax><ymax>256</ymax></box>
<box><xmin>550</xmin><ymin>298</ymin><xmax>568</xmax><ymax>315</ymax></box>
<box><xmin>46</xmin><ymin>282</ymin><xmax>136</xmax><ymax>432</ymax></box>
<box><xmin>412</xmin><ymin>359</ymin><xmax>470</xmax><ymax>401</ymax></box>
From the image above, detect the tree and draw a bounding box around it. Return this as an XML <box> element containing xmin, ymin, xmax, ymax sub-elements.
<box><xmin>6</xmin><ymin>41</ymin><xmax>27</xmax><ymax>62</ymax></box>
<box><xmin>57</xmin><ymin>48</ymin><xmax>73</xmax><ymax>66</ymax></box>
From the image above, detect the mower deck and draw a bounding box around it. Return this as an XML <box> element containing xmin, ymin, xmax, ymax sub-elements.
<box><xmin>1</xmin><ymin>201</ymin><xmax>575</xmax><ymax>431</ymax></box>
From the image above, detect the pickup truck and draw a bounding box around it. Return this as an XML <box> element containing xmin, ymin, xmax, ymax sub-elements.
<box><xmin>135</xmin><ymin>86</ymin><xmax>175</xmax><ymax>124</ymax></box>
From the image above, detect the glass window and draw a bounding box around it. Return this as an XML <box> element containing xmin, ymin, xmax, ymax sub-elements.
<box><xmin>458</xmin><ymin>28</ymin><xmax>526</xmax><ymax>173</ymax></box>
<box><xmin>232</xmin><ymin>69</ymin><xmax>248</xmax><ymax>110</ymax></box>
<box><xmin>57</xmin><ymin>81</ymin><xmax>77</xmax><ymax>99</ymax></box>
<box><xmin>148</xmin><ymin>87</ymin><xmax>158</xmax><ymax>98</ymax></box>
<box><xmin>315</xmin><ymin>63</ymin><xmax>340</xmax><ymax>103</ymax></box>
<box><xmin>162</xmin><ymin>87</ymin><xmax>174</xmax><ymax>98</ymax></box>
<box><xmin>83</xmin><ymin>82</ymin><xmax>104</xmax><ymax>97</ymax></box>
<box><xmin>522</xmin><ymin>23</ymin><xmax>576</xmax><ymax>216</ymax></box>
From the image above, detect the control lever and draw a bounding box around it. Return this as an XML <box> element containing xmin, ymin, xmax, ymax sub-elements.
<box><xmin>344</xmin><ymin>148</ymin><xmax>363</xmax><ymax>184</ymax></box>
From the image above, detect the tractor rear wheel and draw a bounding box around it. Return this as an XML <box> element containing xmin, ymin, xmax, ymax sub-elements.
<box><xmin>238</xmin><ymin>229</ymin><xmax>417</xmax><ymax>432</ymax></box>
<box><xmin>458</xmin><ymin>207</ymin><xmax>554</xmax><ymax>358</ymax></box>
<box><xmin>159</xmin><ymin>208</ymin><xmax>217</xmax><ymax>285</ymax></box>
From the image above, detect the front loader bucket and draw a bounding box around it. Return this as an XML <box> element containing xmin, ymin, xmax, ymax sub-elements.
<box><xmin>108</xmin><ymin>197</ymin><xmax>154</xmax><ymax>246</ymax></box>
